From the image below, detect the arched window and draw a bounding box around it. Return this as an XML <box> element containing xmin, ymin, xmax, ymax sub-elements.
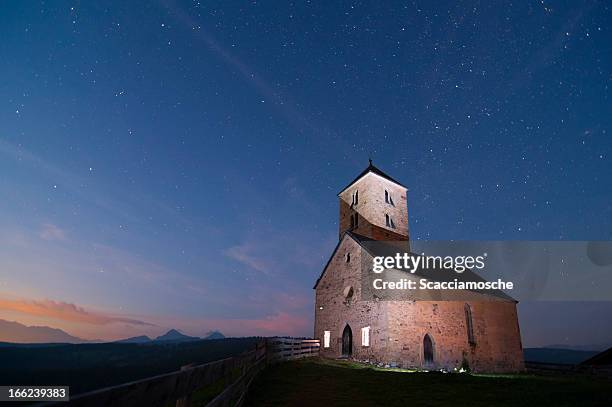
<box><xmin>423</xmin><ymin>334</ymin><xmax>434</xmax><ymax>364</ymax></box>
<box><xmin>465</xmin><ymin>304</ymin><xmax>476</xmax><ymax>345</ymax></box>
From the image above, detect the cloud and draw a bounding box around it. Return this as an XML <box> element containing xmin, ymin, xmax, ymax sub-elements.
<box><xmin>224</xmin><ymin>243</ymin><xmax>272</xmax><ymax>274</ymax></box>
<box><xmin>0</xmin><ymin>297</ymin><xmax>155</xmax><ymax>327</ymax></box>
<box><xmin>39</xmin><ymin>223</ymin><xmax>66</xmax><ymax>241</ymax></box>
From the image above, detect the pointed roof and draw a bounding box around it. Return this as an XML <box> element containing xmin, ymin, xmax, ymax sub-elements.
<box><xmin>338</xmin><ymin>160</ymin><xmax>407</xmax><ymax>195</ymax></box>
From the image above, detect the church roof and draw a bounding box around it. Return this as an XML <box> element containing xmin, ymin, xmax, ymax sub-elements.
<box><xmin>314</xmin><ymin>231</ymin><xmax>516</xmax><ymax>302</ymax></box>
<box><xmin>337</xmin><ymin>160</ymin><xmax>407</xmax><ymax>195</ymax></box>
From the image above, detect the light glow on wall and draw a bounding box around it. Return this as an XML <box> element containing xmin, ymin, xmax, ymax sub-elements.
<box><xmin>361</xmin><ymin>326</ymin><xmax>370</xmax><ymax>347</ymax></box>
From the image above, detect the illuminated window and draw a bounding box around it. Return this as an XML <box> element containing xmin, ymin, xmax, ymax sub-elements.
<box><xmin>361</xmin><ymin>326</ymin><xmax>370</xmax><ymax>347</ymax></box>
<box><xmin>324</xmin><ymin>331</ymin><xmax>331</xmax><ymax>348</ymax></box>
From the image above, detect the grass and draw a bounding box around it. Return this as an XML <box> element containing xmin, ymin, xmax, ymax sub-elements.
<box><xmin>244</xmin><ymin>358</ymin><xmax>610</xmax><ymax>407</ymax></box>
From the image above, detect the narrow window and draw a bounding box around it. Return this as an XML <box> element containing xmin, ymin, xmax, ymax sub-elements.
<box><xmin>354</xmin><ymin>190</ymin><xmax>358</xmax><ymax>205</ymax></box>
<box><xmin>346</xmin><ymin>252</ymin><xmax>351</xmax><ymax>263</ymax></box>
<box><xmin>385</xmin><ymin>214</ymin><xmax>390</xmax><ymax>227</ymax></box>
<box><xmin>385</xmin><ymin>190</ymin><xmax>389</xmax><ymax>203</ymax></box>
<box><xmin>465</xmin><ymin>304</ymin><xmax>476</xmax><ymax>345</ymax></box>
<box><xmin>390</xmin><ymin>218</ymin><xmax>395</xmax><ymax>229</ymax></box>
<box><xmin>423</xmin><ymin>334</ymin><xmax>434</xmax><ymax>363</ymax></box>
<box><xmin>361</xmin><ymin>326</ymin><xmax>370</xmax><ymax>347</ymax></box>
<box><xmin>354</xmin><ymin>213</ymin><xmax>359</xmax><ymax>227</ymax></box>
<box><xmin>350</xmin><ymin>214</ymin><xmax>354</xmax><ymax>229</ymax></box>
<box><xmin>324</xmin><ymin>331</ymin><xmax>331</xmax><ymax>348</ymax></box>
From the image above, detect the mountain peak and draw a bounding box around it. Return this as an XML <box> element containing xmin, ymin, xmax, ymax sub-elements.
<box><xmin>0</xmin><ymin>319</ymin><xmax>87</xmax><ymax>344</ymax></box>
<box><xmin>154</xmin><ymin>329</ymin><xmax>199</xmax><ymax>342</ymax></box>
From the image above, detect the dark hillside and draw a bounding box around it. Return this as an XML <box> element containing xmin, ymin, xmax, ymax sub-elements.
<box><xmin>0</xmin><ymin>337</ymin><xmax>259</xmax><ymax>395</ymax></box>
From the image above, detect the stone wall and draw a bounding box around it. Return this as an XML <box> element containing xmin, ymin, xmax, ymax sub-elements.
<box><xmin>314</xmin><ymin>236</ymin><xmax>524</xmax><ymax>372</ymax></box>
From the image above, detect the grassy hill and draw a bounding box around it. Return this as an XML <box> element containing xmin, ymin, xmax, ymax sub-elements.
<box><xmin>0</xmin><ymin>337</ymin><xmax>259</xmax><ymax>395</ymax></box>
<box><xmin>245</xmin><ymin>358</ymin><xmax>610</xmax><ymax>407</ymax></box>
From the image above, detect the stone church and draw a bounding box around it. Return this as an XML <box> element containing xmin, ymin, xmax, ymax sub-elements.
<box><xmin>313</xmin><ymin>162</ymin><xmax>524</xmax><ymax>372</ymax></box>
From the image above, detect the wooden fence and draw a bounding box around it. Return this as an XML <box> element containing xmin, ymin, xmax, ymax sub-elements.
<box><xmin>267</xmin><ymin>337</ymin><xmax>321</xmax><ymax>362</ymax></box>
<box><xmin>50</xmin><ymin>338</ymin><xmax>318</xmax><ymax>407</ymax></box>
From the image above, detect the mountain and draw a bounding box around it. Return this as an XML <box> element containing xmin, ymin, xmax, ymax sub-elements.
<box><xmin>543</xmin><ymin>343</ymin><xmax>611</xmax><ymax>352</ymax></box>
<box><xmin>204</xmin><ymin>331</ymin><xmax>225</xmax><ymax>340</ymax></box>
<box><xmin>524</xmin><ymin>348</ymin><xmax>599</xmax><ymax>365</ymax></box>
<box><xmin>154</xmin><ymin>329</ymin><xmax>200</xmax><ymax>342</ymax></box>
<box><xmin>115</xmin><ymin>335</ymin><xmax>152</xmax><ymax>344</ymax></box>
<box><xmin>0</xmin><ymin>319</ymin><xmax>86</xmax><ymax>344</ymax></box>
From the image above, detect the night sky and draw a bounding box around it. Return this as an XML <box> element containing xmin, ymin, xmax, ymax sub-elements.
<box><xmin>1</xmin><ymin>1</ymin><xmax>611</xmax><ymax>346</ymax></box>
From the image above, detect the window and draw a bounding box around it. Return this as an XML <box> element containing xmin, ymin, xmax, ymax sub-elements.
<box><xmin>385</xmin><ymin>214</ymin><xmax>395</xmax><ymax>229</ymax></box>
<box><xmin>423</xmin><ymin>334</ymin><xmax>434</xmax><ymax>363</ymax></box>
<box><xmin>346</xmin><ymin>252</ymin><xmax>351</xmax><ymax>263</ymax></box>
<box><xmin>354</xmin><ymin>213</ymin><xmax>359</xmax><ymax>227</ymax></box>
<box><xmin>355</xmin><ymin>190</ymin><xmax>358</xmax><ymax>205</ymax></box>
<box><xmin>465</xmin><ymin>304</ymin><xmax>476</xmax><ymax>345</ymax></box>
<box><xmin>385</xmin><ymin>190</ymin><xmax>395</xmax><ymax>205</ymax></box>
<box><xmin>324</xmin><ymin>331</ymin><xmax>331</xmax><ymax>348</ymax></box>
<box><xmin>350</xmin><ymin>214</ymin><xmax>354</xmax><ymax>228</ymax></box>
<box><xmin>361</xmin><ymin>326</ymin><xmax>370</xmax><ymax>347</ymax></box>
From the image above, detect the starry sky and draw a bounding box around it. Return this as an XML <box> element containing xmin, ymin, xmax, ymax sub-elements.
<box><xmin>0</xmin><ymin>1</ymin><xmax>611</xmax><ymax>346</ymax></box>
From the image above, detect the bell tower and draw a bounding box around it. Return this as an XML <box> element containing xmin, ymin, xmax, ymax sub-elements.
<box><xmin>338</xmin><ymin>160</ymin><xmax>409</xmax><ymax>242</ymax></box>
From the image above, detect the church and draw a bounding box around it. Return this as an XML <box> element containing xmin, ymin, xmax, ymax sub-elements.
<box><xmin>313</xmin><ymin>162</ymin><xmax>524</xmax><ymax>372</ymax></box>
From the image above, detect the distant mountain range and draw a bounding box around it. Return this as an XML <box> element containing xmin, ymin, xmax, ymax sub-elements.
<box><xmin>523</xmin><ymin>348</ymin><xmax>601</xmax><ymax>364</ymax></box>
<box><xmin>543</xmin><ymin>343</ymin><xmax>611</xmax><ymax>352</ymax></box>
<box><xmin>116</xmin><ymin>330</ymin><xmax>225</xmax><ymax>344</ymax></box>
<box><xmin>0</xmin><ymin>319</ymin><xmax>224</xmax><ymax>345</ymax></box>
<box><xmin>0</xmin><ymin>319</ymin><xmax>89</xmax><ymax>344</ymax></box>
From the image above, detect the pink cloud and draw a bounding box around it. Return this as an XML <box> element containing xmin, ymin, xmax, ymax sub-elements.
<box><xmin>224</xmin><ymin>243</ymin><xmax>272</xmax><ymax>274</ymax></box>
<box><xmin>39</xmin><ymin>223</ymin><xmax>66</xmax><ymax>241</ymax></box>
<box><xmin>0</xmin><ymin>297</ymin><xmax>155</xmax><ymax>327</ymax></box>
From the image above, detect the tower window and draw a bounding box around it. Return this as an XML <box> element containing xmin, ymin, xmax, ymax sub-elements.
<box><xmin>385</xmin><ymin>214</ymin><xmax>395</xmax><ymax>228</ymax></box>
<box><xmin>324</xmin><ymin>330</ymin><xmax>331</xmax><ymax>348</ymax></box>
<box><xmin>351</xmin><ymin>190</ymin><xmax>359</xmax><ymax>206</ymax></box>
<box><xmin>465</xmin><ymin>304</ymin><xmax>476</xmax><ymax>345</ymax></box>
<box><xmin>385</xmin><ymin>190</ymin><xmax>394</xmax><ymax>206</ymax></box>
<box><xmin>346</xmin><ymin>252</ymin><xmax>351</xmax><ymax>263</ymax></box>
<box><xmin>354</xmin><ymin>213</ymin><xmax>359</xmax><ymax>227</ymax></box>
<box><xmin>361</xmin><ymin>326</ymin><xmax>370</xmax><ymax>347</ymax></box>
<box><xmin>350</xmin><ymin>214</ymin><xmax>354</xmax><ymax>229</ymax></box>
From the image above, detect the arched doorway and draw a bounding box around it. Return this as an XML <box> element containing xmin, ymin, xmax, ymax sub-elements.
<box><xmin>342</xmin><ymin>325</ymin><xmax>353</xmax><ymax>357</ymax></box>
<box><xmin>423</xmin><ymin>334</ymin><xmax>434</xmax><ymax>365</ymax></box>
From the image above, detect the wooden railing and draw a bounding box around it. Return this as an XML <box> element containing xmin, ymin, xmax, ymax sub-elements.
<box><xmin>267</xmin><ymin>337</ymin><xmax>321</xmax><ymax>362</ymax></box>
<box><xmin>53</xmin><ymin>338</ymin><xmax>318</xmax><ymax>407</ymax></box>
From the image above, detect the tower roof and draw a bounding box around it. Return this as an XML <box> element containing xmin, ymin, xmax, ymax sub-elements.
<box><xmin>338</xmin><ymin>160</ymin><xmax>407</xmax><ymax>195</ymax></box>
